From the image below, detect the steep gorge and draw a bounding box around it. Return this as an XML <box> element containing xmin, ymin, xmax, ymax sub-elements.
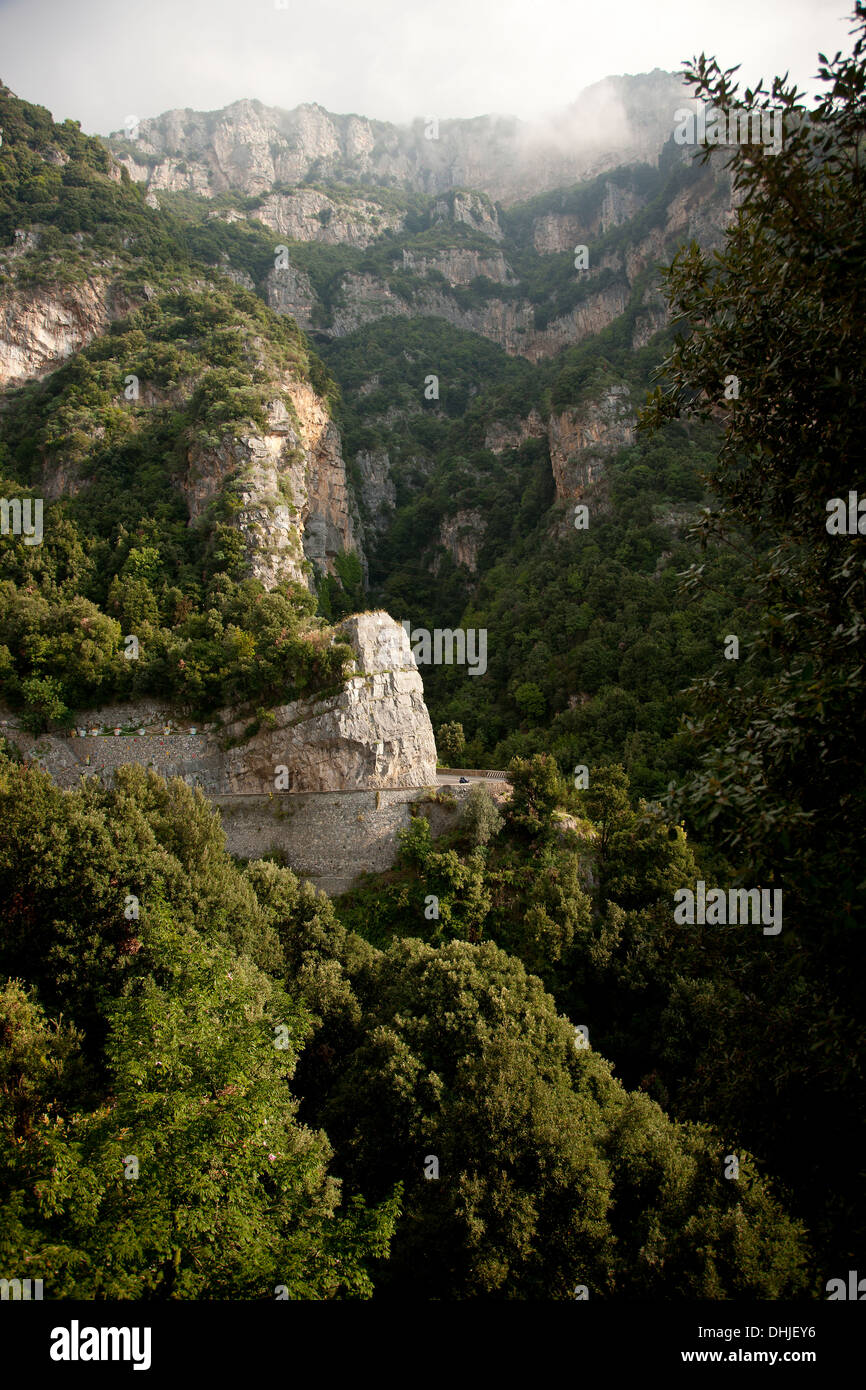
<box><xmin>0</xmin><ymin>70</ymin><xmax>733</xmax><ymax>806</ymax></box>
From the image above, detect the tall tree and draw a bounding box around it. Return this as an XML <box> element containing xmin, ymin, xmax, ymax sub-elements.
<box><xmin>641</xmin><ymin>7</ymin><xmax>866</xmax><ymax>1263</ymax></box>
<box><xmin>643</xmin><ymin>10</ymin><xmax>866</xmax><ymax>930</ymax></box>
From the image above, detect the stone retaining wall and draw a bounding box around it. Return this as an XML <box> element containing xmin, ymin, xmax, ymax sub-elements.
<box><xmin>438</xmin><ymin>766</ymin><xmax>508</xmax><ymax>779</ymax></box>
<box><xmin>213</xmin><ymin>787</ymin><xmax>464</xmax><ymax>894</ymax></box>
<box><xmin>30</xmin><ymin>732</ymin><xmax>225</xmax><ymax>793</ymax></box>
<box><xmin>1</xmin><ymin>713</ymin><xmax>492</xmax><ymax>893</ymax></box>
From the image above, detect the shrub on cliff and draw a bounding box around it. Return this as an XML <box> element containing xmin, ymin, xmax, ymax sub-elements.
<box><xmin>458</xmin><ymin>782</ymin><xmax>503</xmax><ymax>848</ymax></box>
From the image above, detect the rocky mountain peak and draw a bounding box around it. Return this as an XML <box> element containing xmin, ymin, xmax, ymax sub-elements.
<box><xmin>105</xmin><ymin>70</ymin><xmax>690</xmax><ymax>205</ymax></box>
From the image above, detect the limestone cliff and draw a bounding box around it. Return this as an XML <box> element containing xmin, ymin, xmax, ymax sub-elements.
<box><xmin>246</xmin><ymin>187</ymin><xmax>406</xmax><ymax>248</ymax></box>
<box><xmin>105</xmin><ymin>71</ymin><xmax>688</xmax><ymax>206</ymax></box>
<box><xmin>531</xmin><ymin>179</ymin><xmax>649</xmax><ymax>254</ymax></box>
<box><xmin>482</xmin><ymin>388</ymin><xmax>636</xmax><ymax>517</ymax></box>
<box><xmin>0</xmin><ymin>250</ymin><xmax>140</xmax><ymax>388</ymax></box>
<box><xmin>181</xmin><ymin>376</ymin><xmax>363</xmax><ymax>589</ymax></box>
<box><xmin>244</xmin><ymin>186</ymin><xmax>501</xmax><ymax>252</ymax></box>
<box><xmin>355</xmin><ymin>447</ymin><xmax>396</xmax><ymax>542</ymax></box>
<box><xmin>402</xmin><ymin>246</ymin><xmax>514</xmax><ymax>285</ymax></box>
<box><xmin>0</xmin><ymin>268</ymin><xmax>364</xmax><ymax>593</ymax></box>
<box><xmin>430</xmin><ymin>192</ymin><xmax>503</xmax><ymax>239</ymax></box>
<box><xmin>433</xmin><ymin>514</ymin><xmax>489</xmax><ymax>572</ymax></box>
<box><xmin>222</xmin><ymin>611</ymin><xmax>437</xmax><ymax>792</ymax></box>
<box><xmin>484</xmin><ymin>411</ymin><xmax>547</xmax><ymax>453</ymax></box>
<box><xmin>276</xmin><ymin>269</ymin><xmax>630</xmax><ymax>362</ymax></box>
<box><xmin>548</xmin><ymin>384</ymin><xmax>635</xmax><ymax>508</ymax></box>
<box><xmin>262</xmin><ymin>166</ymin><xmax>734</xmax><ymax>363</ymax></box>
<box><xmin>435</xmin><ymin>510</ymin><xmax>487</xmax><ymax>573</ymax></box>
<box><xmin>358</xmin><ymin>384</ymin><xmax>636</xmax><ymax>562</ymax></box>
<box><xmin>265</xmin><ymin>261</ymin><xmax>318</xmax><ymax>329</ymax></box>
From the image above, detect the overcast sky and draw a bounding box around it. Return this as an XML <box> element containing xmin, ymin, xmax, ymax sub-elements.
<box><xmin>0</xmin><ymin>0</ymin><xmax>854</xmax><ymax>134</ymax></box>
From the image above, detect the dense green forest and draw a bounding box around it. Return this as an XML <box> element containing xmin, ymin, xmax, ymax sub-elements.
<box><xmin>0</xmin><ymin>753</ymin><xmax>810</xmax><ymax>1297</ymax></box>
<box><xmin>1</xmin><ymin>10</ymin><xmax>865</xmax><ymax>1303</ymax></box>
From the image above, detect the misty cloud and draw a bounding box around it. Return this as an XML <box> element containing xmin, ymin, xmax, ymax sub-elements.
<box><xmin>0</xmin><ymin>0</ymin><xmax>849</xmax><ymax>136</ymax></box>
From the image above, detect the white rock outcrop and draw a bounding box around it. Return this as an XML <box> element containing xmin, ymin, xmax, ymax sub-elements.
<box><xmin>106</xmin><ymin>73</ymin><xmax>690</xmax><ymax>205</ymax></box>
<box><xmin>0</xmin><ymin>271</ymin><xmax>138</xmax><ymax>388</ymax></box>
<box><xmin>222</xmin><ymin>611</ymin><xmax>437</xmax><ymax>792</ymax></box>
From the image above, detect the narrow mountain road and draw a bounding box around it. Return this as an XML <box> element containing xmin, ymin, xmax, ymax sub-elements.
<box><xmin>435</xmin><ymin>770</ymin><xmax>508</xmax><ymax>786</ymax></box>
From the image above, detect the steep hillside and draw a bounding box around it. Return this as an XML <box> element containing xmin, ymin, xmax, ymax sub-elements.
<box><xmin>0</xmin><ymin>86</ymin><xmax>369</xmax><ymax>729</ymax></box>
<box><xmin>2</xmin><ymin>10</ymin><xmax>865</xmax><ymax>1313</ymax></box>
<box><xmin>155</xmin><ymin>151</ymin><xmax>733</xmax><ymax>362</ymax></box>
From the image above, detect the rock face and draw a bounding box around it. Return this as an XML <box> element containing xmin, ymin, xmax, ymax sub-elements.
<box><xmin>531</xmin><ymin>180</ymin><xmax>648</xmax><ymax>253</ymax></box>
<box><xmin>1</xmin><ymin>613</ymin><xmax>441</xmax><ymax>892</ymax></box>
<box><xmin>436</xmin><ymin>510</ymin><xmax>487</xmax><ymax>573</ymax></box>
<box><xmin>249</xmin><ymin>188</ymin><xmax>406</xmax><ymax>248</ymax></box>
<box><xmin>484</xmin><ymin>411</ymin><xmax>547</xmax><ymax>453</ymax></box>
<box><xmin>0</xmin><ymin>270</ymin><xmax>363</xmax><ymax>593</ymax></box>
<box><xmin>243</xmin><ymin>186</ymin><xmax>501</xmax><ymax>254</ymax></box>
<box><xmin>282</xmin><ymin>269</ymin><xmax>631</xmax><ymax>362</ymax></box>
<box><xmin>180</xmin><ymin>377</ymin><xmax>362</xmax><ymax>589</ymax></box>
<box><xmin>222</xmin><ymin>611</ymin><xmax>437</xmax><ymax>792</ymax></box>
<box><xmin>481</xmin><ymin>391</ymin><xmax>634</xmax><ymax>518</ymax></box>
<box><xmin>0</xmin><ymin>266</ymin><xmax>137</xmax><ymax>388</ymax></box>
<box><xmin>265</xmin><ymin>262</ymin><xmax>318</xmax><ymax>331</ymax></box>
<box><xmin>403</xmin><ymin>246</ymin><xmax>513</xmax><ymax>285</ymax></box>
<box><xmin>260</xmin><ymin>167</ymin><xmax>734</xmax><ymax>364</ymax></box>
<box><xmin>549</xmin><ymin>385</ymin><xmax>636</xmax><ymax>506</ymax></box>
<box><xmin>531</xmin><ymin>212</ymin><xmax>587</xmax><ymax>256</ymax></box>
<box><xmin>431</xmin><ymin>192</ymin><xmax>503</xmax><ymax>239</ymax></box>
<box><xmin>289</xmin><ymin>381</ymin><xmax>363</xmax><ymax>580</ymax></box>
<box><xmin>105</xmin><ymin>71</ymin><xmax>689</xmax><ymax>206</ymax></box>
<box><xmin>356</xmin><ymin>448</ymin><xmax>396</xmax><ymax>541</ymax></box>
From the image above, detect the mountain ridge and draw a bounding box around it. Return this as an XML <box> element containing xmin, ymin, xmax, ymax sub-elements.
<box><xmin>105</xmin><ymin>69</ymin><xmax>691</xmax><ymax>204</ymax></box>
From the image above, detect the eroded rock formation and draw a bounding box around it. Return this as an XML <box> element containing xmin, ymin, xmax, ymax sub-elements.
<box><xmin>180</xmin><ymin>376</ymin><xmax>362</xmax><ymax>589</ymax></box>
<box><xmin>435</xmin><ymin>510</ymin><xmax>487</xmax><ymax>573</ymax></box>
<box><xmin>549</xmin><ymin>384</ymin><xmax>635</xmax><ymax>507</ymax></box>
<box><xmin>105</xmin><ymin>72</ymin><xmax>689</xmax><ymax>205</ymax></box>
<box><xmin>0</xmin><ymin>259</ymin><xmax>139</xmax><ymax>388</ymax></box>
<box><xmin>222</xmin><ymin>611</ymin><xmax>437</xmax><ymax>791</ymax></box>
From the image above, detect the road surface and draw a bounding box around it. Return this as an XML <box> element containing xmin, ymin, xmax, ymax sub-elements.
<box><xmin>435</xmin><ymin>770</ymin><xmax>508</xmax><ymax>787</ymax></box>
